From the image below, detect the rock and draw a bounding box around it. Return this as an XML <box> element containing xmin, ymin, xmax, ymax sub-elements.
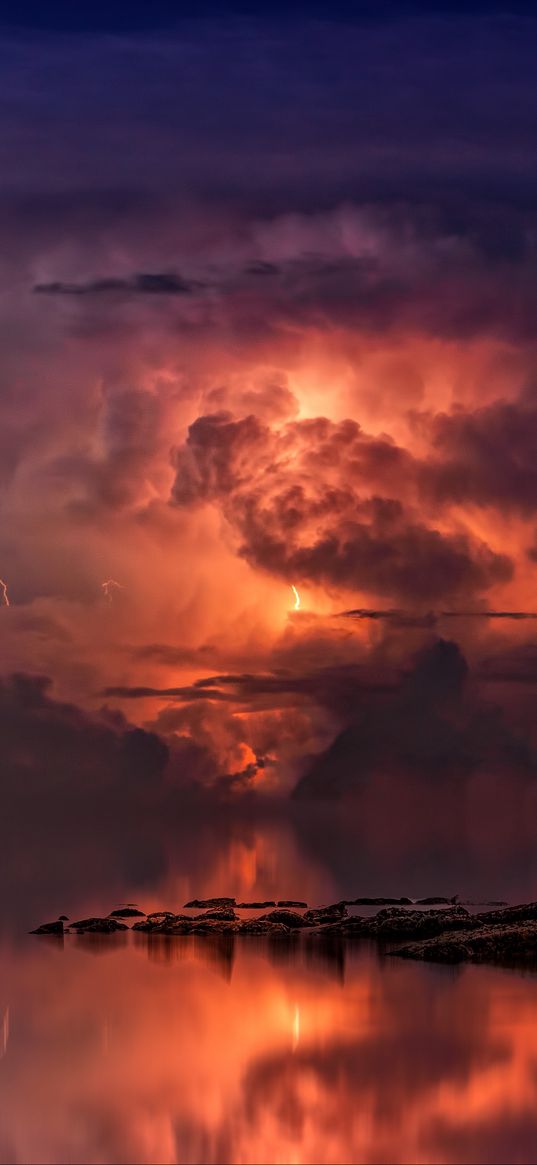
<box><xmin>344</xmin><ymin>897</ymin><xmax>413</xmax><ymax>906</ymax></box>
<box><xmin>31</xmin><ymin>919</ymin><xmax>64</xmax><ymax>935</ymax></box>
<box><xmin>277</xmin><ymin>900</ymin><xmax>307</xmax><ymax>908</ymax></box>
<box><xmin>196</xmin><ymin>907</ymin><xmax>237</xmax><ymax>921</ymax></box>
<box><xmin>184</xmin><ymin>919</ymin><xmax>238</xmax><ymax>934</ymax></box>
<box><xmin>321</xmin><ymin>905</ymin><xmax>473</xmax><ymax>941</ymax></box>
<box><xmin>70</xmin><ymin>917</ymin><xmax>128</xmax><ymax>933</ymax></box>
<box><xmin>372</xmin><ymin>906</ymin><xmax>473</xmax><ymax>941</ymax></box>
<box><xmin>160</xmin><ymin>918</ymin><xmax>238</xmax><ymax>935</ymax></box>
<box><xmin>237</xmin><ymin>919</ymin><xmax>292</xmax><ymax>935</ymax></box>
<box><xmin>58</xmin><ymin>915</ymin><xmax>69</xmax><ymax>921</ymax></box>
<box><xmin>258</xmin><ymin>909</ymin><xmax>313</xmax><ymax>928</ymax></box>
<box><xmin>303</xmin><ymin>903</ymin><xmax>348</xmax><ymax>925</ymax></box>
<box><xmin>236</xmin><ymin>901</ymin><xmax>276</xmax><ymax>909</ymax></box>
<box><xmin>474</xmin><ymin>901</ymin><xmax>537</xmax><ymax>926</ymax></box>
<box><xmin>109</xmin><ymin>907</ymin><xmax>146</xmax><ymax>918</ymax></box>
<box><xmin>134</xmin><ymin>909</ymin><xmax>290</xmax><ymax>935</ymax></box>
<box><xmin>183</xmin><ymin>897</ymin><xmax>236</xmax><ymax>908</ymax></box>
<box><xmin>132</xmin><ymin>912</ymin><xmax>187</xmax><ymax>932</ymax></box>
<box><xmin>392</xmin><ymin>920</ymin><xmax>537</xmax><ymax>965</ymax></box>
<box><xmin>133</xmin><ymin>913</ymin><xmax>239</xmax><ymax>935</ymax></box>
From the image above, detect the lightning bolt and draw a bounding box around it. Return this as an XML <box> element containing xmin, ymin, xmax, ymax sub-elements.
<box><xmin>291</xmin><ymin>584</ymin><xmax>301</xmax><ymax>611</ymax></box>
<box><xmin>0</xmin><ymin>579</ymin><xmax>9</xmax><ymax>607</ymax></box>
<box><xmin>101</xmin><ymin>579</ymin><xmax>124</xmax><ymax>603</ymax></box>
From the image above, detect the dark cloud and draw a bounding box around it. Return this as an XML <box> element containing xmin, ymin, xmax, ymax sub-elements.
<box><xmin>171</xmin><ymin>410</ymin><xmax>512</xmax><ymax>604</ymax></box>
<box><xmin>223</xmin><ymin>242</ymin><xmax>537</xmax><ymax>342</ymax></box>
<box><xmin>257</xmin><ymin>515</ymin><xmax>511</xmax><ymax>603</ymax></box>
<box><xmin>341</xmin><ymin>608</ymin><xmax>537</xmax><ymax>621</ymax></box>
<box><xmin>101</xmin><ymin>636</ymin><xmax>537</xmax><ymax>814</ymax></box>
<box><xmin>102</xmin><ymin>664</ymin><xmax>397</xmax><ymax>710</ymax></box>
<box><xmin>422</xmin><ymin>396</ymin><xmax>537</xmax><ymax>514</ymax></box>
<box><xmin>0</xmin><ymin>672</ymin><xmax>168</xmax><ymax>929</ymax></box>
<box><xmin>34</xmin><ymin>272</ymin><xmax>200</xmax><ymax>296</ymax></box>
<box><xmin>103</xmin><ymin>683</ymin><xmax>235</xmax><ymax>701</ymax></box>
<box><xmin>0</xmin><ymin>671</ymin><xmax>169</xmax><ymax>796</ymax></box>
<box><xmin>293</xmin><ymin>638</ymin><xmax>537</xmax><ymax>799</ymax></box>
<box><xmin>31</xmin><ymin>231</ymin><xmax>537</xmax><ymax>343</ymax></box>
<box><xmin>441</xmin><ymin>610</ymin><xmax>537</xmax><ymax>619</ymax></box>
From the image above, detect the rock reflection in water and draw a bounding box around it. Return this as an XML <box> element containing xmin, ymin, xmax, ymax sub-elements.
<box><xmin>2</xmin><ymin>936</ymin><xmax>537</xmax><ymax>1163</ymax></box>
<box><xmin>135</xmin><ymin>931</ymin><xmax>347</xmax><ymax>984</ymax></box>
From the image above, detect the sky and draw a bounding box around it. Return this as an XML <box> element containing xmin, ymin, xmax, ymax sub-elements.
<box><xmin>4</xmin><ymin>0</ymin><xmax>537</xmax><ymax>911</ymax></box>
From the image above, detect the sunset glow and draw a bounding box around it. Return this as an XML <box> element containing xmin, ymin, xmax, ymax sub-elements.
<box><xmin>4</xmin><ymin>2</ymin><xmax>537</xmax><ymax>1161</ymax></box>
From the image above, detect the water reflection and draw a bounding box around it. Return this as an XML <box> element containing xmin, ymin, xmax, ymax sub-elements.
<box><xmin>134</xmin><ymin>932</ymin><xmax>348</xmax><ymax>984</ymax></box>
<box><xmin>2</xmin><ymin>935</ymin><xmax>537</xmax><ymax>1163</ymax></box>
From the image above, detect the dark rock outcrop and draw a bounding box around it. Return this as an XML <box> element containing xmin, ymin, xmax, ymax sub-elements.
<box><xmin>304</xmin><ymin>903</ymin><xmax>348</xmax><ymax>925</ymax></box>
<box><xmin>132</xmin><ymin>912</ymin><xmax>187</xmax><ymax>932</ymax></box>
<box><xmin>134</xmin><ymin>913</ymin><xmax>237</xmax><ymax>935</ymax></box>
<box><xmin>258</xmin><ymin>909</ymin><xmax>313</xmax><ymax>928</ymax></box>
<box><xmin>392</xmin><ymin>920</ymin><xmax>537</xmax><ymax>965</ymax></box>
<box><xmin>475</xmin><ymin>900</ymin><xmax>537</xmax><ymax>926</ymax></box>
<box><xmin>236</xmin><ymin>901</ymin><xmax>276</xmax><ymax>909</ymax></box>
<box><xmin>134</xmin><ymin>916</ymin><xmax>295</xmax><ymax>937</ymax></box>
<box><xmin>109</xmin><ymin>907</ymin><xmax>146</xmax><ymax>918</ymax></box>
<box><xmin>181</xmin><ymin>919</ymin><xmax>238</xmax><ymax>934</ymax></box>
<box><xmin>70</xmin><ymin>917</ymin><xmax>128</xmax><ymax>933</ymax></box>
<box><xmin>31</xmin><ymin>919</ymin><xmax>64</xmax><ymax>935</ymax></box>
<box><xmin>237</xmin><ymin>919</ymin><xmax>291</xmax><ymax>935</ymax></box>
<box><xmin>277</xmin><ymin>900</ymin><xmax>307</xmax><ymax>908</ymax></box>
<box><xmin>320</xmin><ymin>905</ymin><xmax>474</xmax><ymax>941</ymax></box>
<box><xmin>183</xmin><ymin>897</ymin><xmax>236</xmax><ymax>908</ymax></box>
<box><xmin>197</xmin><ymin>907</ymin><xmax>237</xmax><ymax>921</ymax></box>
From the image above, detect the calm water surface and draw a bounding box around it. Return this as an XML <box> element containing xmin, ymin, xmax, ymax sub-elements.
<box><xmin>1</xmin><ymin>931</ymin><xmax>537</xmax><ymax>1164</ymax></box>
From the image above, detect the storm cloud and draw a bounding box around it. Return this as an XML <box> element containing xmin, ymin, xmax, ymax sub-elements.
<box><xmin>171</xmin><ymin>410</ymin><xmax>512</xmax><ymax>604</ymax></box>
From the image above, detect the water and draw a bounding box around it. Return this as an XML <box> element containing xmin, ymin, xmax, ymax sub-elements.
<box><xmin>2</xmin><ymin>930</ymin><xmax>537</xmax><ymax>1163</ymax></box>
<box><xmin>3</xmin><ymin>819</ymin><xmax>537</xmax><ymax>1164</ymax></box>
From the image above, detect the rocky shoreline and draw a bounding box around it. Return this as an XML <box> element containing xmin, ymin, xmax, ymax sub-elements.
<box><xmin>390</xmin><ymin>902</ymin><xmax>537</xmax><ymax>964</ymax></box>
<box><xmin>29</xmin><ymin>894</ymin><xmax>537</xmax><ymax>967</ymax></box>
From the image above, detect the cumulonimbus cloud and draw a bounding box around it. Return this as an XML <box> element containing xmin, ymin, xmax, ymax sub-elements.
<box><xmin>170</xmin><ymin>409</ymin><xmax>512</xmax><ymax>604</ymax></box>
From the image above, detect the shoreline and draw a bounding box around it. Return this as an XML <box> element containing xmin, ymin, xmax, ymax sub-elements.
<box><xmin>29</xmin><ymin>897</ymin><xmax>537</xmax><ymax>968</ymax></box>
